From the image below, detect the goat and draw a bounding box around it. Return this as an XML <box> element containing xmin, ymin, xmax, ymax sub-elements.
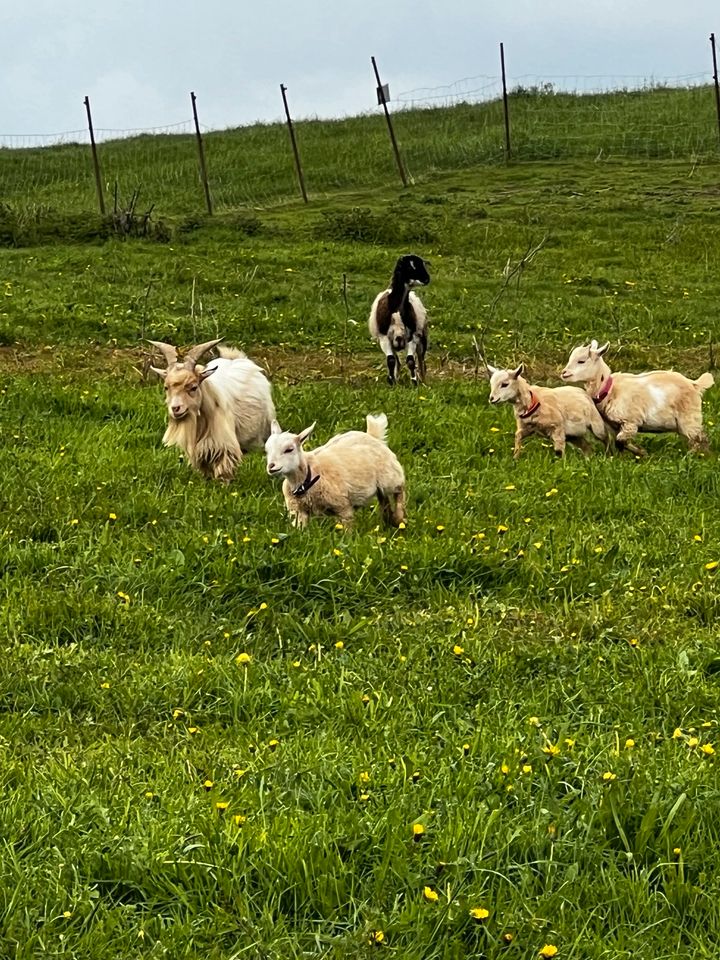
<box><xmin>487</xmin><ymin>361</ymin><xmax>608</xmax><ymax>458</ymax></box>
<box><xmin>368</xmin><ymin>254</ymin><xmax>430</xmax><ymax>386</ymax></box>
<box><xmin>265</xmin><ymin>413</ymin><xmax>406</xmax><ymax>529</ymax></box>
<box><xmin>149</xmin><ymin>338</ymin><xmax>275</xmax><ymax>482</ymax></box>
<box><xmin>561</xmin><ymin>339</ymin><xmax>713</xmax><ymax>455</ymax></box>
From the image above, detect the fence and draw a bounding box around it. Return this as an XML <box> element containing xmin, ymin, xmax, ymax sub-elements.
<box><xmin>1</xmin><ymin>48</ymin><xmax>719</xmax><ymax>221</ymax></box>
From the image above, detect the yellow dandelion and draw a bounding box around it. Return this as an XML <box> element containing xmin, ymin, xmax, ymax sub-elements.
<box><xmin>108</xmin><ymin>512</ymin><xmax>117</xmax><ymax>520</ymax></box>
<box><xmin>202</xmin><ymin>779</ymin><xmax>214</xmax><ymax>790</ymax></box>
<box><xmin>233</xmin><ymin>814</ymin><xmax>247</xmax><ymax>826</ymax></box>
<box><xmin>705</xmin><ymin>561</ymin><xmax>719</xmax><ymax>571</ymax></box>
<box><xmin>501</xmin><ymin>761</ymin><xmax>510</xmax><ymax>775</ymax></box>
<box><xmin>215</xmin><ymin>801</ymin><xmax>229</xmax><ymax>814</ymax></box>
<box><xmin>545</xmin><ymin>488</ymin><xmax>558</xmax><ymax>498</ymax></box>
<box><xmin>334</xmin><ymin>640</ymin><xmax>344</xmax><ymax>650</ymax></box>
<box><xmin>497</xmin><ymin>524</ymin><xmax>508</xmax><ymax>533</ymax></box>
<box><xmin>453</xmin><ymin>644</ymin><xmax>464</xmax><ymax>656</ymax></box>
<box><xmin>398</xmin><ymin>521</ymin><xmax>406</xmax><ymax>530</ymax></box>
<box><xmin>602</xmin><ymin>771</ymin><xmax>617</xmax><ymax>782</ymax></box>
<box><xmin>400</xmin><ymin>564</ymin><xmax>408</xmax><ymax>571</ymax></box>
<box><xmin>369</xmin><ymin>930</ymin><xmax>385</xmax><ymax>944</ymax></box>
<box><xmin>503</xmin><ymin>932</ymin><xmax>515</xmax><ymax>943</ymax></box>
<box><xmin>362</xmin><ymin>694</ymin><xmax>371</xmax><ymax>705</ymax></box>
<box><xmin>564</xmin><ymin>738</ymin><xmax>576</xmax><ymax>748</ymax></box>
<box><xmin>236</xmin><ymin>652</ymin><xmax>252</xmax><ymax>665</ymax></box>
<box><xmin>172</xmin><ymin>708</ymin><xmax>184</xmax><ymax>719</ymax></box>
<box><xmin>539</xmin><ymin>946</ymin><xmax>558</xmax><ymax>959</ymax></box>
<box><xmin>673</xmin><ymin>847</ymin><xmax>682</xmax><ymax>855</ymax></box>
<box><xmin>504</xmin><ymin>484</ymin><xmax>516</xmax><ymax>491</ymax></box>
<box><xmin>522</xmin><ymin>764</ymin><xmax>533</xmax><ymax>775</ymax></box>
<box><xmin>234</xmin><ymin>768</ymin><xmax>246</xmax><ymax>778</ymax></box>
<box><xmin>688</xmin><ymin>737</ymin><xmax>699</xmax><ymax>748</ymax></box>
<box><xmin>100</xmin><ymin>681</ymin><xmax>110</xmax><ymax>689</ymax></box>
<box><xmin>333</xmin><ymin>548</ymin><xmax>343</xmax><ymax>557</ymax></box>
<box><xmin>188</xmin><ymin>726</ymin><xmax>199</xmax><ymax>734</ymax></box>
<box><xmin>359</xmin><ymin>792</ymin><xmax>370</xmax><ymax>802</ymax></box>
<box><xmin>70</xmin><ymin>518</ymin><xmax>79</xmax><ymax>526</ymax></box>
<box><xmin>462</xmin><ymin>742</ymin><xmax>470</xmax><ymax>755</ymax></box>
<box><xmin>528</xmin><ymin>716</ymin><xmax>541</xmax><ymax>726</ymax></box>
<box><xmin>359</xmin><ymin>771</ymin><xmax>371</xmax><ymax>784</ymax></box>
<box><xmin>701</xmin><ymin>743</ymin><xmax>715</xmax><ymax>755</ymax></box>
<box><xmin>543</xmin><ymin>743</ymin><xmax>561</xmax><ymax>757</ymax></box>
<box><xmin>144</xmin><ymin>791</ymin><xmax>154</xmax><ymax>800</ymax></box>
<box><xmin>694</xmin><ymin>534</ymin><xmax>702</xmax><ymax>542</ymax></box>
<box><xmin>412</xmin><ymin>823</ymin><xmax>425</xmax><ymax>839</ymax></box>
<box><xmin>436</xmin><ymin>524</ymin><xmax>445</xmax><ymax>532</ymax></box>
<box><xmin>469</xmin><ymin>907</ymin><xmax>490</xmax><ymax>920</ymax></box>
<box><xmin>268</xmin><ymin>739</ymin><xmax>280</xmax><ymax>750</ymax></box>
<box><xmin>423</xmin><ymin>886</ymin><xmax>439</xmax><ymax>903</ymax></box>
<box><xmin>625</xmin><ymin>738</ymin><xmax>635</xmax><ymax>750</ymax></box>
<box><xmin>672</xmin><ymin>727</ymin><xmax>683</xmax><ymax>739</ymax></box>
<box><xmin>271</xmin><ymin>537</ymin><xmax>280</xmax><ymax>545</ymax></box>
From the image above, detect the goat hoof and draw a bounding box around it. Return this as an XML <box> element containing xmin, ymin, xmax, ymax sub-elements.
<box><xmin>387</xmin><ymin>376</ymin><xmax>396</xmax><ymax>386</ymax></box>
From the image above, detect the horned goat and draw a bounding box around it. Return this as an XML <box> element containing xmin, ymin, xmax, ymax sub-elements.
<box><xmin>265</xmin><ymin>413</ymin><xmax>406</xmax><ymax>529</ymax></box>
<box><xmin>368</xmin><ymin>254</ymin><xmax>430</xmax><ymax>386</ymax></box>
<box><xmin>561</xmin><ymin>339</ymin><xmax>713</xmax><ymax>454</ymax></box>
<box><xmin>487</xmin><ymin>361</ymin><xmax>609</xmax><ymax>458</ymax></box>
<box><xmin>149</xmin><ymin>338</ymin><xmax>275</xmax><ymax>482</ymax></box>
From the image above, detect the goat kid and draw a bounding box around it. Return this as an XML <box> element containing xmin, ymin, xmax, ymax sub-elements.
<box><xmin>368</xmin><ymin>254</ymin><xmax>430</xmax><ymax>386</ymax></box>
<box><xmin>488</xmin><ymin>362</ymin><xmax>608</xmax><ymax>458</ymax></box>
<box><xmin>265</xmin><ymin>414</ymin><xmax>406</xmax><ymax>529</ymax></box>
<box><xmin>561</xmin><ymin>339</ymin><xmax>713</xmax><ymax>454</ymax></box>
<box><xmin>149</xmin><ymin>338</ymin><xmax>275</xmax><ymax>482</ymax></box>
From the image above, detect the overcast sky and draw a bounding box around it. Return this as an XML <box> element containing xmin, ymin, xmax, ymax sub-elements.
<box><xmin>1</xmin><ymin>1</ymin><xmax>718</xmax><ymax>139</ymax></box>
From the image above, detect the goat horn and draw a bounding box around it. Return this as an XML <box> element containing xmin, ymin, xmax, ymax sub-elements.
<box><xmin>184</xmin><ymin>338</ymin><xmax>224</xmax><ymax>369</ymax></box>
<box><xmin>147</xmin><ymin>340</ymin><xmax>178</xmax><ymax>367</ymax></box>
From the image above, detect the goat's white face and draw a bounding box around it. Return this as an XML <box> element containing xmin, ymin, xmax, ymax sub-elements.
<box><xmin>488</xmin><ymin>365</ymin><xmax>523</xmax><ymax>404</ymax></box>
<box><xmin>561</xmin><ymin>339</ymin><xmax>609</xmax><ymax>382</ymax></box>
<box><xmin>388</xmin><ymin>314</ymin><xmax>407</xmax><ymax>352</ymax></box>
<box><xmin>158</xmin><ymin>365</ymin><xmax>213</xmax><ymax>419</ymax></box>
<box><xmin>265</xmin><ymin>421</ymin><xmax>315</xmax><ymax>477</ymax></box>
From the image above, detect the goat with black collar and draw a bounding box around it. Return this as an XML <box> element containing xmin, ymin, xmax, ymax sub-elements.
<box><xmin>368</xmin><ymin>254</ymin><xmax>430</xmax><ymax>386</ymax></box>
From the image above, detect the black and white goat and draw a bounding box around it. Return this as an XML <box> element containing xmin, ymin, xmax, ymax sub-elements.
<box><xmin>368</xmin><ymin>254</ymin><xmax>430</xmax><ymax>386</ymax></box>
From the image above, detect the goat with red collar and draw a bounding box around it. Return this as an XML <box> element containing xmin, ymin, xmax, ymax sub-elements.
<box><xmin>486</xmin><ymin>361</ymin><xmax>609</xmax><ymax>459</ymax></box>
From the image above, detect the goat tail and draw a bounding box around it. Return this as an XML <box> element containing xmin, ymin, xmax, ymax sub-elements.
<box><xmin>695</xmin><ymin>372</ymin><xmax>715</xmax><ymax>393</ymax></box>
<box><xmin>366</xmin><ymin>413</ymin><xmax>388</xmax><ymax>443</ymax></box>
<box><xmin>217</xmin><ymin>345</ymin><xmax>247</xmax><ymax>360</ymax></box>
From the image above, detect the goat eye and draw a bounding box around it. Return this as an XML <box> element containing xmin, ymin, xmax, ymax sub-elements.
<box><xmin>284</xmin><ymin>447</ymin><xmax>294</xmax><ymax>454</ymax></box>
<box><xmin>501</xmin><ymin>381</ymin><xmax>509</xmax><ymax>388</ymax></box>
<box><xmin>577</xmin><ymin>359</ymin><xmax>586</xmax><ymax>364</ymax></box>
<box><xmin>188</xmin><ymin>384</ymin><xmax>198</xmax><ymax>392</ymax></box>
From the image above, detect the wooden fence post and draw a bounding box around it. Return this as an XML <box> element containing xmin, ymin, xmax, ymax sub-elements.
<box><xmin>500</xmin><ymin>42</ymin><xmax>512</xmax><ymax>160</ymax></box>
<box><xmin>371</xmin><ymin>56</ymin><xmax>409</xmax><ymax>187</ymax></box>
<box><xmin>83</xmin><ymin>95</ymin><xmax>106</xmax><ymax>215</ymax></box>
<box><xmin>190</xmin><ymin>91</ymin><xmax>213</xmax><ymax>216</ymax></box>
<box><xmin>711</xmin><ymin>33</ymin><xmax>720</xmax><ymax>148</ymax></box>
<box><xmin>280</xmin><ymin>84</ymin><xmax>308</xmax><ymax>203</ymax></box>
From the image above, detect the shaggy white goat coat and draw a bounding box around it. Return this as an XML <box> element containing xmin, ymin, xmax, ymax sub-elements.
<box><xmin>265</xmin><ymin>414</ymin><xmax>406</xmax><ymax>528</ymax></box>
<box><xmin>561</xmin><ymin>339</ymin><xmax>713</xmax><ymax>454</ymax></box>
<box><xmin>487</xmin><ymin>362</ymin><xmax>608</xmax><ymax>458</ymax></box>
<box><xmin>151</xmin><ymin>341</ymin><xmax>275</xmax><ymax>482</ymax></box>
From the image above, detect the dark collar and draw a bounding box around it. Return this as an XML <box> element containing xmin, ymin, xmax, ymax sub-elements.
<box><xmin>292</xmin><ymin>465</ymin><xmax>320</xmax><ymax>497</ymax></box>
<box><xmin>518</xmin><ymin>391</ymin><xmax>541</xmax><ymax>419</ymax></box>
<box><xmin>593</xmin><ymin>375</ymin><xmax>614</xmax><ymax>405</ymax></box>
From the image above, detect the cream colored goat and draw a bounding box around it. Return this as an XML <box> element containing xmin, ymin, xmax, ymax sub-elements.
<box><xmin>487</xmin><ymin>362</ymin><xmax>608</xmax><ymax>458</ymax></box>
<box><xmin>561</xmin><ymin>339</ymin><xmax>713</xmax><ymax>454</ymax></box>
<box><xmin>149</xmin><ymin>338</ymin><xmax>275</xmax><ymax>482</ymax></box>
<box><xmin>265</xmin><ymin>414</ymin><xmax>406</xmax><ymax>529</ymax></box>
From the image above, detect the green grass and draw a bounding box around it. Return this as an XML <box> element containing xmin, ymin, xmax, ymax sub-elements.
<box><xmin>2</xmin><ymin>100</ymin><xmax>720</xmax><ymax>957</ymax></box>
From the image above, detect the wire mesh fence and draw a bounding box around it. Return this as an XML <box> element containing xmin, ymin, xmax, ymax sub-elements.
<box><xmin>0</xmin><ymin>72</ymin><xmax>718</xmax><ymax>221</ymax></box>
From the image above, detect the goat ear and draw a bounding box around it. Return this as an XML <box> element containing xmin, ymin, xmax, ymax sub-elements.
<box><xmin>270</xmin><ymin>420</ymin><xmax>283</xmax><ymax>435</ymax></box>
<box><xmin>297</xmin><ymin>422</ymin><xmax>316</xmax><ymax>445</ymax></box>
<box><xmin>589</xmin><ymin>338</ymin><xmax>599</xmax><ymax>351</ymax></box>
<box><xmin>596</xmin><ymin>341</ymin><xmax>610</xmax><ymax>357</ymax></box>
<box><xmin>485</xmin><ymin>363</ymin><xmax>498</xmax><ymax>378</ymax></box>
<box><xmin>512</xmin><ymin>363</ymin><xmax>524</xmax><ymax>379</ymax></box>
<box><xmin>150</xmin><ymin>366</ymin><xmax>167</xmax><ymax>380</ymax></box>
<box><xmin>199</xmin><ymin>365</ymin><xmax>217</xmax><ymax>381</ymax></box>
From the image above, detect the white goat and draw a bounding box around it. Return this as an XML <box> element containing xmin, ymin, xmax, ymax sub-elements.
<box><xmin>487</xmin><ymin>361</ymin><xmax>608</xmax><ymax>458</ymax></box>
<box><xmin>561</xmin><ymin>339</ymin><xmax>713</xmax><ymax>454</ymax></box>
<box><xmin>149</xmin><ymin>338</ymin><xmax>275</xmax><ymax>482</ymax></box>
<box><xmin>368</xmin><ymin>254</ymin><xmax>430</xmax><ymax>386</ymax></box>
<box><xmin>265</xmin><ymin>414</ymin><xmax>406</xmax><ymax>529</ymax></box>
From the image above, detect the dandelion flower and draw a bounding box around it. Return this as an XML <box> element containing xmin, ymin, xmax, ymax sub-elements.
<box><xmin>503</xmin><ymin>932</ymin><xmax>515</xmax><ymax>943</ymax></box>
<box><xmin>528</xmin><ymin>716</ymin><xmax>541</xmax><ymax>726</ymax></box>
<box><xmin>453</xmin><ymin>644</ymin><xmax>464</xmax><ymax>656</ymax></box>
<box><xmin>362</xmin><ymin>694</ymin><xmax>371</xmax><ymax>705</ymax></box>
<box><xmin>694</xmin><ymin>534</ymin><xmax>703</xmax><ymax>542</ymax></box>
<box><xmin>602</xmin><ymin>771</ymin><xmax>617</xmax><ymax>782</ymax></box>
<box><xmin>701</xmin><ymin>743</ymin><xmax>715</xmax><ymax>755</ymax></box>
<box><xmin>545</xmin><ymin>488</ymin><xmax>558</xmax><ymax>498</ymax></box>
<box><xmin>497</xmin><ymin>524</ymin><xmax>508</xmax><ymax>533</ymax></box>
<box><xmin>672</xmin><ymin>727</ymin><xmax>683</xmax><ymax>739</ymax></box>
<box><xmin>522</xmin><ymin>764</ymin><xmax>533</xmax><ymax>775</ymax></box>
<box><xmin>688</xmin><ymin>737</ymin><xmax>699</xmax><ymax>748</ymax></box>
<box><xmin>504</xmin><ymin>484</ymin><xmax>516</xmax><ymax>491</ymax></box>
<box><xmin>334</xmin><ymin>640</ymin><xmax>344</xmax><ymax>650</ymax></box>
<box><xmin>436</xmin><ymin>524</ymin><xmax>445</xmax><ymax>533</ymax></box>
<box><xmin>539</xmin><ymin>946</ymin><xmax>558</xmax><ymax>959</ymax></box>
<box><xmin>233</xmin><ymin>814</ymin><xmax>247</xmax><ymax>826</ymax></box>
<box><xmin>188</xmin><ymin>726</ymin><xmax>199</xmax><ymax>734</ymax></box>
<box><xmin>564</xmin><ymin>738</ymin><xmax>576</xmax><ymax>748</ymax></box>
<box><xmin>625</xmin><ymin>739</ymin><xmax>635</xmax><ymax>750</ymax></box>
<box><xmin>501</xmin><ymin>761</ymin><xmax>510</xmax><ymax>775</ymax></box>
<box><xmin>236</xmin><ymin>652</ymin><xmax>252</xmax><ymax>665</ymax></box>
<box><xmin>673</xmin><ymin>847</ymin><xmax>682</xmax><ymax>856</ymax></box>
<box><xmin>369</xmin><ymin>930</ymin><xmax>385</xmax><ymax>944</ymax></box>
<box><xmin>705</xmin><ymin>561</ymin><xmax>719</xmax><ymax>571</ymax></box>
<box><xmin>100</xmin><ymin>681</ymin><xmax>110</xmax><ymax>689</ymax></box>
<box><xmin>543</xmin><ymin>743</ymin><xmax>561</xmax><ymax>757</ymax></box>
<box><xmin>268</xmin><ymin>739</ymin><xmax>280</xmax><ymax>751</ymax></box>
<box><xmin>462</xmin><ymin>743</ymin><xmax>470</xmax><ymax>756</ymax></box>
<box><xmin>108</xmin><ymin>512</ymin><xmax>117</xmax><ymax>520</ymax></box>
<box><xmin>215</xmin><ymin>801</ymin><xmax>229</xmax><ymax>814</ymax></box>
<box><xmin>412</xmin><ymin>823</ymin><xmax>425</xmax><ymax>839</ymax></box>
<box><xmin>398</xmin><ymin>521</ymin><xmax>406</xmax><ymax>530</ymax></box>
<box><xmin>202</xmin><ymin>779</ymin><xmax>214</xmax><ymax>790</ymax></box>
<box><xmin>469</xmin><ymin>907</ymin><xmax>490</xmax><ymax>920</ymax></box>
<box><xmin>423</xmin><ymin>886</ymin><xmax>439</xmax><ymax>903</ymax></box>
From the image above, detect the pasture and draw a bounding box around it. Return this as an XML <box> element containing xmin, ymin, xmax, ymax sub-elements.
<box><xmin>2</xmin><ymin>136</ymin><xmax>720</xmax><ymax>957</ymax></box>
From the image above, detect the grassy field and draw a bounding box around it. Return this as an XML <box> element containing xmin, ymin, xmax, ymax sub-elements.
<box><xmin>2</xmin><ymin>108</ymin><xmax>720</xmax><ymax>957</ymax></box>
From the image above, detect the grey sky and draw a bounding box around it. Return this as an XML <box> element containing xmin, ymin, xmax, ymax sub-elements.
<box><xmin>1</xmin><ymin>1</ymin><xmax>717</xmax><ymax>139</ymax></box>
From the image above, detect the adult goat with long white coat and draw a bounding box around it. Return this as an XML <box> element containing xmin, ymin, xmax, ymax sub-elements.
<box><xmin>149</xmin><ymin>338</ymin><xmax>275</xmax><ymax>482</ymax></box>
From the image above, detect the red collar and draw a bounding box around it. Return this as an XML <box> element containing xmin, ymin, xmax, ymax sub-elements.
<box><xmin>593</xmin><ymin>376</ymin><xmax>613</xmax><ymax>404</ymax></box>
<box><xmin>518</xmin><ymin>391</ymin><xmax>541</xmax><ymax>419</ymax></box>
